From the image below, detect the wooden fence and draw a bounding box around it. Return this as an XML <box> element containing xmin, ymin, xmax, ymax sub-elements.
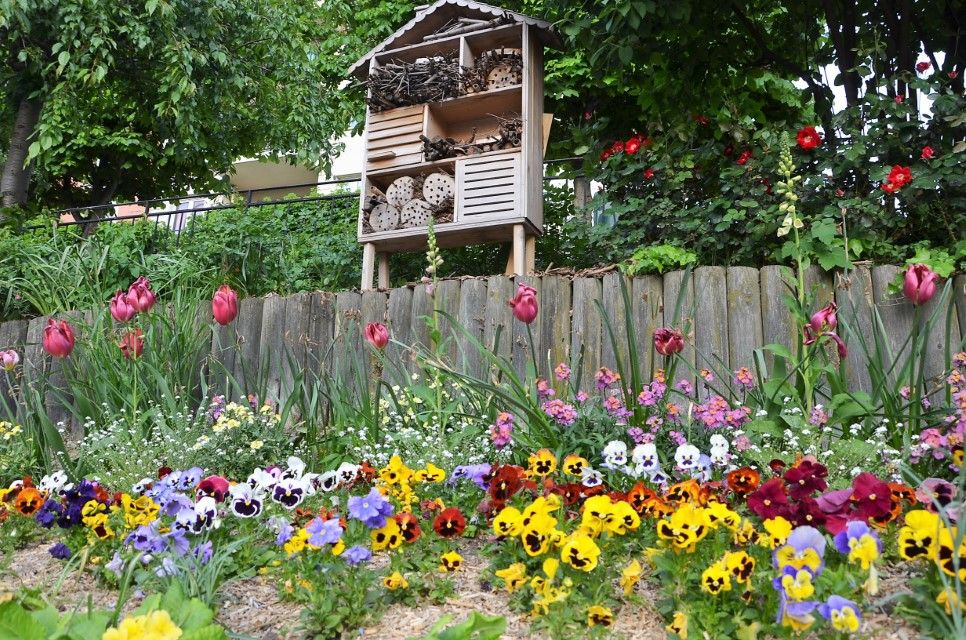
<box><xmin>1</xmin><ymin>265</ymin><xmax>964</xmax><ymax>434</ymax></box>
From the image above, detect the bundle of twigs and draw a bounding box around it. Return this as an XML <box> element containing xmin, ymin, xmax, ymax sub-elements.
<box><xmin>365</xmin><ymin>55</ymin><xmax>463</xmax><ymax>111</ymax></box>
<box><xmin>462</xmin><ymin>48</ymin><xmax>523</xmax><ymax>94</ymax></box>
<box><xmin>419</xmin><ymin>115</ymin><xmax>523</xmax><ymax>160</ymax></box>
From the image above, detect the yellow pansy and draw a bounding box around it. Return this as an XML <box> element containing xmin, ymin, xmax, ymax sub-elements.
<box><xmin>936</xmin><ymin>527</ymin><xmax>966</xmax><ymax>581</ymax></box>
<box><xmin>494</xmin><ymin>563</ymin><xmax>528</xmax><ymax>593</ymax></box>
<box><xmin>760</xmin><ymin>516</ymin><xmax>793</xmax><ymax>549</ymax></box>
<box><xmin>383</xmin><ymin>571</ymin><xmax>409</xmax><ymax>590</ymax></box>
<box><xmin>620</xmin><ymin>559</ymin><xmax>642</xmax><ymax>595</ymax></box>
<box><xmin>414</xmin><ymin>463</ymin><xmax>446</xmax><ymax>483</ymax></box>
<box><xmin>563</xmin><ymin>454</ymin><xmax>588</xmax><ymax>476</ymax></box>
<box><xmin>560</xmin><ymin>533</ymin><xmax>600</xmax><ymax>572</ymax></box>
<box><xmin>704</xmin><ymin>501</ymin><xmax>741</xmax><ymax>531</ymax></box>
<box><xmin>723</xmin><ymin>550</ymin><xmax>755</xmax><ymax>584</ymax></box>
<box><xmin>492</xmin><ymin>506</ymin><xmax>523</xmax><ymax>537</ymax></box>
<box><xmin>586</xmin><ymin>605</ymin><xmax>614</xmax><ymax>627</ymax></box>
<box><xmin>370</xmin><ymin>518</ymin><xmax>403</xmax><ymax>552</ymax></box>
<box><xmin>937</xmin><ymin>587</ymin><xmax>966</xmax><ymax>614</ymax></box>
<box><xmin>666</xmin><ymin>611</ymin><xmax>688</xmax><ymax>639</ymax></box>
<box><xmin>603</xmin><ymin>500</ymin><xmax>641</xmax><ymax>536</ymax></box>
<box><xmin>102</xmin><ymin>610</ymin><xmax>182</xmax><ymax>640</ymax></box>
<box><xmin>897</xmin><ymin>509</ymin><xmax>941</xmax><ymax>561</ymax></box>
<box><xmin>379</xmin><ymin>455</ymin><xmax>413</xmax><ymax>486</ymax></box>
<box><xmin>439</xmin><ymin>551</ymin><xmax>463</xmax><ymax>573</ymax></box>
<box><xmin>528</xmin><ymin>448</ymin><xmax>557</xmax><ymax>476</ymax></box>
<box><xmin>733</xmin><ymin>519</ymin><xmax>760</xmax><ymax>546</ymax></box>
<box><xmin>656</xmin><ymin>503</ymin><xmax>710</xmax><ymax>552</ymax></box>
<box><xmin>700</xmin><ymin>560</ymin><xmax>731</xmax><ymax>595</ymax></box>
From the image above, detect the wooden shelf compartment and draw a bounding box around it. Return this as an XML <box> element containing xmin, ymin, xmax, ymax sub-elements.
<box><xmin>358</xmin><ymin>216</ymin><xmax>539</xmax><ymax>251</ymax></box>
<box><xmin>425</xmin><ymin>84</ymin><xmax>521</xmax><ymax>142</ymax></box>
<box><xmin>461</xmin><ymin>24</ymin><xmax>523</xmax><ymax>68</ymax></box>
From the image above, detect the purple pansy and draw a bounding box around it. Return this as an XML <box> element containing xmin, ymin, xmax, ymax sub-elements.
<box><xmin>347</xmin><ymin>487</ymin><xmax>393</xmax><ymax>528</ymax></box>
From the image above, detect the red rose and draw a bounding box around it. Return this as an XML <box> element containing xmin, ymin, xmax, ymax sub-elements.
<box><xmin>921</xmin><ymin>146</ymin><xmax>935</xmax><ymax>160</ymax></box>
<box><xmin>894</xmin><ymin>95</ymin><xmax>904</xmax><ymax>104</ymax></box>
<box><xmin>949</xmin><ymin>71</ymin><xmax>959</xmax><ymax>79</ymax></box>
<box><xmin>795</xmin><ymin>126</ymin><xmax>821</xmax><ymax>150</ymax></box>
<box><xmin>600</xmin><ymin>149</ymin><xmax>612</xmax><ymax>162</ymax></box>
<box><xmin>643</xmin><ymin>168</ymin><xmax>655</xmax><ymax>180</ymax></box>
<box><xmin>625</xmin><ymin>135</ymin><xmax>642</xmax><ymax>155</ymax></box>
<box><xmin>887</xmin><ymin>165</ymin><xmax>912</xmax><ymax>188</ymax></box>
<box><xmin>916</xmin><ymin>61</ymin><xmax>930</xmax><ymax>73</ymax></box>
<box><xmin>736</xmin><ymin>150</ymin><xmax>752</xmax><ymax>165</ymax></box>
<box><xmin>611</xmin><ymin>140</ymin><xmax>625</xmax><ymax>154</ymax></box>
<box><xmin>881</xmin><ymin>181</ymin><xmax>897</xmax><ymax>194</ymax></box>
<box><xmin>835</xmin><ymin>188</ymin><xmax>845</xmax><ymax>198</ymax></box>
<box><xmin>693</xmin><ymin>114</ymin><xmax>709</xmax><ymax>125</ymax></box>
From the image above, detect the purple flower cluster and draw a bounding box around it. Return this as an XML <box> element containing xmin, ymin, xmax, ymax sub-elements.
<box><xmin>603</xmin><ymin>395</ymin><xmax>632</xmax><ymax>421</ymax></box>
<box><xmin>347</xmin><ymin>487</ymin><xmax>393</xmax><ymax>528</ymax></box>
<box><xmin>306</xmin><ymin>516</ymin><xmax>343</xmax><ymax>546</ymax></box>
<box><xmin>636</xmin><ymin>379</ymin><xmax>668</xmax><ymax>406</ymax></box>
<box><xmin>449</xmin><ymin>464</ymin><xmax>491</xmax><ymax>490</ymax></box>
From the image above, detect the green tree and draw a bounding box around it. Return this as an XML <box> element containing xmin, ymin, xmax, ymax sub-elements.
<box><xmin>0</xmin><ymin>0</ymin><xmax>415</xmax><ymax>211</ymax></box>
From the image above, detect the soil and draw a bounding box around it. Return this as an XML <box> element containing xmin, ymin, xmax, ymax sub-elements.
<box><xmin>0</xmin><ymin>540</ymin><xmax>923</xmax><ymax>640</ymax></box>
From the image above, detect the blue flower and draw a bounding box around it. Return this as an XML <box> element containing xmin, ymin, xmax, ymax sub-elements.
<box><xmin>342</xmin><ymin>545</ymin><xmax>372</xmax><ymax>566</ymax></box>
<box><xmin>49</xmin><ymin>542</ymin><xmax>72</xmax><ymax>560</ymax></box>
<box><xmin>106</xmin><ymin>552</ymin><xmax>124</xmax><ymax>577</ymax></box>
<box><xmin>35</xmin><ymin>499</ymin><xmax>63</xmax><ymax>528</ymax></box>
<box><xmin>347</xmin><ymin>487</ymin><xmax>393</xmax><ymax>528</ymax></box>
<box><xmin>193</xmin><ymin>541</ymin><xmax>213</xmax><ymax>565</ymax></box>
<box><xmin>306</xmin><ymin>516</ymin><xmax>343</xmax><ymax>546</ymax></box>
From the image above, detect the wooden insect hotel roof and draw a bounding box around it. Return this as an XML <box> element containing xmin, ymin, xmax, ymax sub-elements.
<box><xmin>348</xmin><ymin>0</ymin><xmax>561</xmax><ymax>79</ymax></box>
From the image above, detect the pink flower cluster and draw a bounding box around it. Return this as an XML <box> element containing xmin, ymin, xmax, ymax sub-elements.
<box><xmin>489</xmin><ymin>412</ymin><xmax>514</xmax><ymax>449</ymax></box>
<box><xmin>542</xmin><ymin>399</ymin><xmax>578</xmax><ymax>426</ymax></box>
<box><xmin>603</xmin><ymin>395</ymin><xmax>632</xmax><ymax>421</ymax></box>
<box><xmin>594</xmin><ymin>367</ymin><xmax>620</xmax><ymax>391</ymax></box>
<box><xmin>694</xmin><ymin>395</ymin><xmax>751</xmax><ymax>429</ymax></box>
<box><xmin>536</xmin><ymin>378</ymin><xmax>555</xmax><ymax>400</ymax></box>
<box><xmin>554</xmin><ymin>363</ymin><xmax>571</xmax><ymax>381</ymax></box>
<box><xmin>636</xmin><ymin>378</ymin><xmax>668</xmax><ymax>406</ymax></box>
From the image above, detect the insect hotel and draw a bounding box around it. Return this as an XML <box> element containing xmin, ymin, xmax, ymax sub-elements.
<box><xmin>348</xmin><ymin>0</ymin><xmax>560</xmax><ymax>290</ymax></box>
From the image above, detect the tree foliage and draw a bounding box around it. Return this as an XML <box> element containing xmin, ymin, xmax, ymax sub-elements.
<box><xmin>0</xmin><ymin>0</ymin><xmax>416</xmax><ymax>210</ymax></box>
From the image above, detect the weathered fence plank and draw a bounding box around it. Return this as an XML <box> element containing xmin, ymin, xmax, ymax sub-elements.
<box><xmin>21</xmin><ymin>316</ymin><xmax>49</xmax><ymax>423</ymax></box>
<box><xmin>386</xmin><ymin>286</ymin><xmax>414</xmax><ymax>382</ymax></box>
<box><xmin>759</xmin><ymin>265</ymin><xmax>797</xmax><ymax>370</ymax></box>
<box><xmin>727</xmin><ymin>267</ymin><xmax>763</xmax><ymax>374</ymax></box>
<box><xmin>632</xmin><ymin>275</ymin><xmax>663</xmax><ymax>379</ymax></box>
<box><xmin>306</xmin><ymin>292</ymin><xmax>336</xmax><ymax>386</ymax></box>
<box><xmin>409</xmin><ymin>282</ymin><xmax>433</xmax><ymax>357</ymax></box>
<box><xmin>871</xmin><ymin>266</ymin><xmax>914</xmax><ymax>386</ymax></box>
<box><xmin>539</xmin><ymin>274</ymin><xmax>572</xmax><ymax>386</ymax></box>
<box><xmin>920</xmin><ymin>280</ymin><xmax>962</xmax><ymax>389</ymax></box>
<box><xmin>232</xmin><ymin>297</ymin><xmax>265</xmax><ymax>396</ymax></box>
<box><xmin>600</xmin><ymin>272</ymin><xmax>629</xmax><ymax>376</ymax></box>
<box><xmin>456</xmin><ymin>279</ymin><xmax>487</xmax><ymax>379</ymax></box>
<box><xmin>571</xmin><ymin>277</ymin><xmax>602</xmax><ymax>390</ymax></box>
<box><xmin>834</xmin><ymin>267</ymin><xmax>874</xmax><ymax>394</ymax></box>
<box><xmin>280</xmin><ymin>293</ymin><xmax>312</xmax><ymax>402</ymax></box>
<box><xmin>435</xmin><ymin>279</ymin><xmax>461</xmax><ymax>367</ymax></box>
<box><xmin>483</xmin><ymin>276</ymin><xmax>514</xmax><ymax>371</ymax></box>
<box><xmin>334</xmin><ymin>291</ymin><xmax>363</xmax><ymax>393</ymax></box>
<box><xmin>694</xmin><ymin>267</ymin><xmax>729</xmax><ymax>397</ymax></box>
<box><xmin>259</xmin><ymin>295</ymin><xmax>288</xmax><ymax>404</ymax></box>
<box><xmin>955</xmin><ymin>275</ymin><xmax>966</xmax><ymax>344</ymax></box>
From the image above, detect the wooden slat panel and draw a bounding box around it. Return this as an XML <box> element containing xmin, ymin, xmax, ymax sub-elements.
<box><xmin>759</xmin><ymin>265</ymin><xmax>797</xmax><ymax>370</ymax></box>
<box><xmin>306</xmin><ymin>292</ymin><xmax>335</xmax><ymax>388</ymax></box>
<box><xmin>456</xmin><ymin>278</ymin><xmax>487</xmax><ymax>378</ymax></box>
<box><xmin>600</xmin><ymin>272</ymin><xmax>629</xmax><ymax>376</ymax></box>
<box><xmin>457</xmin><ymin>153</ymin><xmax>520</xmax><ymax>221</ymax></box>
<box><xmin>233</xmin><ymin>297</ymin><xmax>265</xmax><ymax>396</ymax></box>
<box><xmin>871</xmin><ymin>265</ymin><xmax>913</xmax><ymax>386</ymax></box>
<box><xmin>538</xmin><ymin>274</ymin><xmax>572</xmax><ymax>385</ymax></box>
<box><xmin>727</xmin><ymin>266</ymin><xmax>763</xmax><ymax>372</ymax></box>
<box><xmin>436</xmin><ymin>279</ymin><xmax>461</xmax><ymax>365</ymax></box>
<box><xmin>409</xmin><ymin>282</ymin><xmax>433</xmax><ymax>355</ymax></box>
<box><xmin>921</xmin><ymin>277</ymin><xmax>962</xmax><ymax>391</ymax></box>
<box><xmin>662</xmin><ymin>270</ymin><xmax>695</xmax><ymax>382</ymax></box>
<box><xmin>632</xmin><ymin>275</ymin><xmax>663</xmax><ymax>379</ymax></box>
<box><xmin>281</xmin><ymin>293</ymin><xmax>311</xmax><ymax>405</ymax></box>
<box><xmin>955</xmin><ymin>275</ymin><xmax>966</xmax><ymax>345</ymax></box>
<box><xmin>368</xmin><ymin>123</ymin><xmax>424</xmax><ymax>141</ymax></box>
<box><xmin>694</xmin><ymin>267</ymin><xmax>729</xmax><ymax>397</ymax></box>
<box><xmin>834</xmin><ymin>267</ymin><xmax>874</xmax><ymax>394</ymax></box>
<box><xmin>368</xmin><ymin>104</ymin><xmax>424</xmax><ymax>125</ymax></box>
<box><xmin>334</xmin><ymin>291</ymin><xmax>363</xmax><ymax>393</ymax></box>
<box><xmin>367</xmin><ymin>152</ymin><xmax>424</xmax><ymax>172</ymax></box>
<box><xmin>368</xmin><ymin>139</ymin><xmax>423</xmax><ymax>154</ymax></box>
<box><xmin>462</xmin><ymin>184</ymin><xmax>518</xmax><ymax>199</ymax></box>
<box><xmin>483</xmin><ymin>275</ymin><xmax>514</xmax><ymax>371</ymax></box>
<box><xmin>386</xmin><ymin>286</ymin><xmax>414</xmax><ymax>381</ymax></box>
<box><xmin>259</xmin><ymin>294</ymin><xmax>288</xmax><ymax>405</ymax></box>
<box><xmin>571</xmin><ymin>277</ymin><xmax>602</xmax><ymax>392</ymax></box>
<box><xmin>361</xmin><ymin>290</ymin><xmax>388</xmax><ymax>386</ymax></box>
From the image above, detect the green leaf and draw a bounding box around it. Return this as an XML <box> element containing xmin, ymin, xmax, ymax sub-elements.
<box><xmin>181</xmin><ymin>625</ymin><xmax>228</xmax><ymax>640</ymax></box>
<box><xmin>0</xmin><ymin>602</ymin><xmax>46</xmax><ymax>640</ymax></box>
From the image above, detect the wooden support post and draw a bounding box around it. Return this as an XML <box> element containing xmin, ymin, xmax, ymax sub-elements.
<box><xmin>361</xmin><ymin>243</ymin><xmax>376</xmax><ymax>291</ymax></box>
<box><xmin>525</xmin><ymin>234</ymin><xmax>536</xmax><ymax>274</ymax></box>
<box><xmin>377</xmin><ymin>252</ymin><xmax>390</xmax><ymax>289</ymax></box>
<box><xmin>512</xmin><ymin>224</ymin><xmax>526</xmax><ymax>276</ymax></box>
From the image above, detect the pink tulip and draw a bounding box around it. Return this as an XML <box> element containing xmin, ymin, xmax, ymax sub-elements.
<box><xmin>43</xmin><ymin>318</ymin><xmax>75</xmax><ymax>358</ymax></box>
<box><xmin>0</xmin><ymin>349</ymin><xmax>19</xmax><ymax>371</ymax></box>
<box><xmin>118</xmin><ymin>328</ymin><xmax>144</xmax><ymax>359</ymax></box>
<box><xmin>903</xmin><ymin>264</ymin><xmax>939</xmax><ymax>306</ymax></box>
<box><xmin>110</xmin><ymin>290</ymin><xmax>137</xmax><ymax>323</ymax></box>
<box><xmin>364</xmin><ymin>322</ymin><xmax>389</xmax><ymax>349</ymax></box>
<box><xmin>508</xmin><ymin>283</ymin><xmax>538</xmax><ymax>324</ymax></box>
<box><xmin>809</xmin><ymin>302</ymin><xmax>838</xmax><ymax>332</ymax></box>
<box><xmin>211</xmin><ymin>284</ymin><xmax>239</xmax><ymax>326</ymax></box>
<box><xmin>823</xmin><ymin>331</ymin><xmax>848</xmax><ymax>359</ymax></box>
<box><xmin>654</xmin><ymin>328</ymin><xmax>684</xmax><ymax>356</ymax></box>
<box><xmin>126</xmin><ymin>276</ymin><xmax>156</xmax><ymax>313</ymax></box>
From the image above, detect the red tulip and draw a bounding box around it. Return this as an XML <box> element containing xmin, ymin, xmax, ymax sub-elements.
<box><xmin>43</xmin><ymin>318</ymin><xmax>75</xmax><ymax>358</ymax></box>
<box><xmin>508</xmin><ymin>283</ymin><xmax>538</xmax><ymax>324</ymax></box>
<box><xmin>110</xmin><ymin>291</ymin><xmax>136</xmax><ymax>323</ymax></box>
<box><xmin>903</xmin><ymin>264</ymin><xmax>939</xmax><ymax>305</ymax></box>
<box><xmin>809</xmin><ymin>302</ymin><xmax>838</xmax><ymax>333</ymax></box>
<box><xmin>654</xmin><ymin>328</ymin><xmax>684</xmax><ymax>356</ymax></box>
<box><xmin>126</xmin><ymin>276</ymin><xmax>156</xmax><ymax>313</ymax></box>
<box><xmin>211</xmin><ymin>284</ymin><xmax>239</xmax><ymax>326</ymax></box>
<box><xmin>0</xmin><ymin>349</ymin><xmax>19</xmax><ymax>371</ymax></box>
<box><xmin>119</xmin><ymin>328</ymin><xmax>144</xmax><ymax>359</ymax></box>
<box><xmin>364</xmin><ymin>322</ymin><xmax>389</xmax><ymax>349</ymax></box>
